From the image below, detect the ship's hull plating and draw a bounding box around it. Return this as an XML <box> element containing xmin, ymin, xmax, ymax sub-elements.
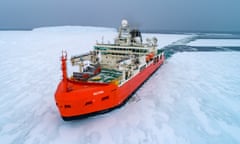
<box><xmin>55</xmin><ymin>56</ymin><xmax>164</xmax><ymax>121</ymax></box>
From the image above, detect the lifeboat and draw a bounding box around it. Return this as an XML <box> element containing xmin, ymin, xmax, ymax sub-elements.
<box><xmin>55</xmin><ymin>20</ymin><xmax>165</xmax><ymax>120</ymax></box>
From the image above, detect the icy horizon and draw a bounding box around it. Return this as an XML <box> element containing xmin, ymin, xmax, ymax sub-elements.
<box><xmin>0</xmin><ymin>27</ymin><xmax>240</xmax><ymax>144</ymax></box>
<box><xmin>3</xmin><ymin>25</ymin><xmax>240</xmax><ymax>36</ymax></box>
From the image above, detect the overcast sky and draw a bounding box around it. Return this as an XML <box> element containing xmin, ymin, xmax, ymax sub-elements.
<box><xmin>0</xmin><ymin>0</ymin><xmax>239</xmax><ymax>32</ymax></box>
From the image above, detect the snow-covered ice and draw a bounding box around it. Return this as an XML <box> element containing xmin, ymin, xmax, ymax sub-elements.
<box><xmin>188</xmin><ymin>39</ymin><xmax>240</xmax><ymax>47</ymax></box>
<box><xmin>0</xmin><ymin>27</ymin><xmax>240</xmax><ymax>144</ymax></box>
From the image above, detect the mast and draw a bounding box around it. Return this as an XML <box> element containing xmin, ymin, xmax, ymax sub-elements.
<box><xmin>61</xmin><ymin>51</ymin><xmax>68</xmax><ymax>91</ymax></box>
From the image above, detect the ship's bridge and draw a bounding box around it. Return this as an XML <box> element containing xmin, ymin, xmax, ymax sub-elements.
<box><xmin>94</xmin><ymin>44</ymin><xmax>149</xmax><ymax>56</ymax></box>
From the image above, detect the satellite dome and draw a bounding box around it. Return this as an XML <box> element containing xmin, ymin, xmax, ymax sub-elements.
<box><xmin>121</xmin><ymin>19</ymin><xmax>128</xmax><ymax>27</ymax></box>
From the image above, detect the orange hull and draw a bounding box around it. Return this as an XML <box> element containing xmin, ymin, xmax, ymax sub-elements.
<box><xmin>55</xmin><ymin>56</ymin><xmax>164</xmax><ymax>120</ymax></box>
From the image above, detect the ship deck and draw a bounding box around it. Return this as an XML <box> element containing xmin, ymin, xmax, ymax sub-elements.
<box><xmin>88</xmin><ymin>68</ymin><xmax>122</xmax><ymax>83</ymax></box>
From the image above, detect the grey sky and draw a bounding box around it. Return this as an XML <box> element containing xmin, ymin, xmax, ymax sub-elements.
<box><xmin>0</xmin><ymin>0</ymin><xmax>239</xmax><ymax>32</ymax></box>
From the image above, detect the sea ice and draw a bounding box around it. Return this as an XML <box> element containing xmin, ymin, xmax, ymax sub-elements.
<box><xmin>0</xmin><ymin>27</ymin><xmax>239</xmax><ymax>144</ymax></box>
